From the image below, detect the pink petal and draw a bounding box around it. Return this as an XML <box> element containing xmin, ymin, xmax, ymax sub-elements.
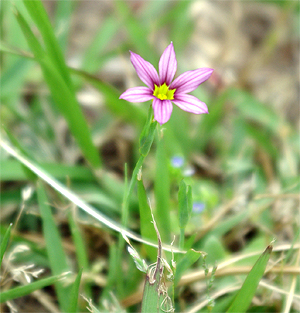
<box><xmin>152</xmin><ymin>98</ymin><xmax>173</xmax><ymax>124</ymax></box>
<box><xmin>159</xmin><ymin>42</ymin><xmax>177</xmax><ymax>85</ymax></box>
<box><xmin>173</xmin><ymin>94</ymin><xmax>208</xmax><ymax>114</ymax></box>
<box><xmin>130</xmin><ymin>51</ymin><xmax>159</xmax><ymax>89</ymax></box>
<box><xmin>170</xmin><ymin>68</ymin><xmax>213</xmax><ymax>94</ymax></box>
<box><xmin>119</xmin><ymin>87</ymin><xmax>154</xmax><ymax>102</ymax></box>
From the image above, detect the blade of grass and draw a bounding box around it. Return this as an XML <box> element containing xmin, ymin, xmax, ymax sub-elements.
<box><xmin>67</xmin><ymin>268</ymin><xmax>83</xmax><ymax>313</ymax></box>
<box><xmin>54</xmin><ymin>0</ymin><xmax>74</xmax><ymax>51</ymax></box>
<box><xmin>14</xmin><ymin>7</ymin><xmax>102</xmax><ymax>168</ymax></box>
<box><xmin>67</xmin><ymin>209</ymin><xmax>91</xmax><ymax>298</ymax></box>
<box><xmin>141</xmin><ymin>213</ymin><xmax>172</xmax><ymax>313</ymax></box>
<box><xmin>22</xmin><ymin>0</ymin><xmax>73</xmax><ymax>89</ymax></box>
<box><xmin>36</xmin><ymin>182</ymin><xmax>71</xmax><ymax>312</ymax></box>
<box><xmin>137</xmin><ymin>177</ymin><xmax>157</xmax><ymax>260</ymax></box>
<box><xmin>178</xmin><ymin>180</ymin><xmax>193</xmax><ymax>249</ymax></box>
<box><xmin>0</xmin><ymin>160</ymin><xmax>94</xmax><ymax>181</ymax></box>
<box><xmin>154</xmin><ymin>133</ymin><xmax>171</xmax><ymax>243</ymax></box>
<box><xmin>0</xmin><ymin>223</ymin><xmax>13</xmax><ymax>269</ymax></box>
<box><xmin>1</xmin><ymin>140</ymin><xmax>185</xmax><ymax>254</ymax></box>
<box><xmin>2</xmin><ymin>126</ymin><xmax>37</xmax><ymax>181</ymax></box>
<box><xmin>174</xmin><ymin>249</ymin><xmax>202</xmax><ymax>286</ymax></box>
<box><xmin>82</xmin><ymin>16</ymin><xmax>120</xmax><ymax>72</ymax></box>
<box><xmin>0</xmin><ymin>41</ymin><xmax>146</xmax><ymax>128</ymax></box>
<box><xmin>0</xmin><ymin>273</ymin><xmax>69</xmax><ymax>303</ymax></box>
<box><xmin>226</xmin><ymin>245</ymin><xmax>273</xmax><ymax>313</ymax></box>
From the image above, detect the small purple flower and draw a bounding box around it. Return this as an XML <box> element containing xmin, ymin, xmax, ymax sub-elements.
<box><xmin>192</xmin><ymin>202</ymin><xmax>205</xmax><ymax>213</ymax></box>
<box><xmin>171</xmin><ymin>156</ymin><xmax>184</xmax><ymax>168</ymax></box>
<box><xmin>120</xmin><ymin>42</ymin><xmax>214</xmax><ymax>125</ymax></box>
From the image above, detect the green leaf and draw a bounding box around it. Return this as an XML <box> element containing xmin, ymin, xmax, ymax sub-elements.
<box><xmin>1</xmin><ymin>141</ymin><xmax>182</xmax><ymax>253</ymax></box>
<box><xmin>174</xmin><ymin>249</ymin><xmax>202</xmax><ymax>286</ymax></box>
<box><xmin>22</xmin><ymin>0</ymin><xmax>73</xmax><ymax>89</ymax></box>
<box><xmin>67</xmin><ymin>269</ymin><xmax>83</xmax><ymax>313</ymax></box>
<box><xmin>36</xmin><ymin>182</ymin><xmax>71</xmax><ymax>312</ymax></box>
<box><xmin>54</xmin><ymin>0</ymin><xmax>74</xmax><ymax>51</ymax></box>
<box><xmin>14</xmin><ymin>7</ymin><xmax>102</xmax><ymax>168</ymax></box>
<box><xmin>2</xmin><ymin>126</ymin><xmax>37</xmax><ymax>181</ymax></box>
<box><xmin>141</xmin><ymin>261</ymin><xmax>172</xmax><ymax>313</ymax></box>
<box><xmin>0</xmin><ymin>160</ymin><xmax>94</xmax><ymax>182</ymax></box>
<box><xmin>229</xmin><ymin>88</ymin><xmax>283</xmax><ymax>135</ymax></box>
<box><xmin>137</xmin><ymin>177</ymin><xmax>158</xmax><ymax>260</ymax></box>
<box><xmin>0</xmin><ymin>223</ymin><xmax>13</xmax><ymax>269</ymax></box>
<box><xmin>82</xmin><ymin>16</ymin><xmax>120</xmax><ymax>72</ymax></box>
<box><xmin>178</xmin><ymin>180</ymin><xmax>193</xmax><ymax>230</ymax></box>
<box><xmin>154</xmin><ymin>135</ymin><xmax>171</xmax><ymax>243</ymax></box>
<box><xmin>0</xmin><ymin>273</ymin><xmax>69</xmax><ymax>303</ymax></box>
<box><xmin>226</xmin><ymin>245</ymin><xmax>273</xmax><ymax>313</ymax></box>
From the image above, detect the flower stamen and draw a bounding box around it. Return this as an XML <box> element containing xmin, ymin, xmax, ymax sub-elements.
<box><xmin>153</xmin><ymin>83</ymin><xmax>176</xmax><ymax>101</ymax></box>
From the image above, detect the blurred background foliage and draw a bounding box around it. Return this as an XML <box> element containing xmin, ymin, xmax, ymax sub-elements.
<box><xmin>0</xmin><ymin>0</ymin><xmax>299</xmax><ymax>312</ymax></box>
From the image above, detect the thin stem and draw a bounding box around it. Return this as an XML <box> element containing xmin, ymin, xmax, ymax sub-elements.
<box><xmin>179</xmin><ymin>228</ymin><xmax>185</xmax><ymax>250</ymax></box>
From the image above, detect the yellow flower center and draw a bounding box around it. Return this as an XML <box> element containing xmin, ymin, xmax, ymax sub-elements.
<box><xmin>153</xmin><ymin>83</ymin><xmax>176</xmax><ymax>101</ymax></box>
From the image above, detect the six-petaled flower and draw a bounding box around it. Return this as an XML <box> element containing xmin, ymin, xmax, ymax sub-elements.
<box><xmin>120</xmin><ymin>42</ymin><xmax>214</xmax><ymax>125</ymax></box>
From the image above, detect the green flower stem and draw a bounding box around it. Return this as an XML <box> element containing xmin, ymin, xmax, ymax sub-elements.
<box><xmin>122</xmin><ymin>155</ymin><xmax>146</xmax><ymax>228</ymax></box>
<box><xmin>179</xmin><ymin>228</ymin><xmax>185</xmax><ymax>250</ymax></box>
<box><xmin>117</xmin><ymin>105</ymin><xmax>156</xmax><ymax>296</ymax></box>
<box><xmin>122</xmin><ymin>106</ymin><xmax>156</xmax><ymax>228</ymax></box>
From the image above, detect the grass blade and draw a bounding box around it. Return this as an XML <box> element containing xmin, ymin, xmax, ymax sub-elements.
<box><xmin>226</xmin><ymin>245</ymin><xmax>273</xmax><ymax>313</ymax></box>
<box><xmin>36</xmin><ymin>182</ymin><xmax>71</xmax><ymax>312</ymax></box>
<box><xmin>22</xmin><ymin>0</ymin><xmax>73</xmax><ymax>89</ymax></box>
<box><xmin>154</xmin><ymin>134</ymin><xmax>171</xmax><ymax>243</ymax></box>
<box><xmin>141</xmin><ymin>214</ymin><xmax>173</xmax><ymax>313</ymax></box>
<box><xmin>0</xmin><ymin>273</ymin><xmax>68</xmax><ymax>303</ymax></box>
<box><xmin>67</xmin><ymin>268</ymin><xmax>83</xmax><ymax>313</ymax></box>
<box><xmin>1</xmin><ymin>140</ymin><xmax>184</xmax><ymax>254</ymax></box>
<box><xmin>137</xmin><ymin>177</ymin><xmax>157</xmax><ymax>260</ymax></box>
<box><xmin>0</xmin><ymin>223</ymin><xmax>13</xmax><ymax>268</ymax></box>
<box><xmin>0</xmin><ymin>160</ymin><xmax>94</xmax><ymax>181</ymax></box>
<box><xmin>14</xmin><ymin>7</ymin><xmax>102</xmax><ymax>168</ymax></box>
<box><xmin>174</xmin><ymin>249</ymin><xmax>202</xmax><ymax>286</ymax></box>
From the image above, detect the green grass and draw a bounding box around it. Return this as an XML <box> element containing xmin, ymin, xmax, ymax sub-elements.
<box><xmin>0</xmin><ymin>0</ymin><xmax>299</xmax><ymax>312</ymax></box>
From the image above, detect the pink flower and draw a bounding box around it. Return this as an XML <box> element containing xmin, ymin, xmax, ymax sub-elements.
<box><xmin>120</xmin><ymin>42</ymin><xmax>214</xmax><ymax>125</ymax></box>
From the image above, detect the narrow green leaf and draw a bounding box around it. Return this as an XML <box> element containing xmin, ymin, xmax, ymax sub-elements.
<box><xmin>0</xmin><ymin>223</ymin><xmax>13</xmax><ymax>268</ymax></box>
<box><xmin>0</xmin><ymin>160</ymin><xmax>94</xmax><ymax>181</ymax></box>
<box><xmin>2</xmin><ymin>126</ymin><xmax>37</xmax><ymax>181</ymax></box>
<box><xmin>67</xmin><ymin>212</ymin><xmax>89</xmax><ymax>271</ymax></box>
<box><xmin>141</xmin><ymin>264</ymin><xmax>162</xmax><ymax>313</ymax></box>
<box><xmin>14</xmin><ymin>8</ymin><xmax>102</xmax><ymax>168</ymax></box>
<box><xmin>141</xmin><ymin>220</ymin><xmax>172</xmax><ymax>313</ymax></box>
<box><xmin>13</xmin><ymin>9</ymin><xmax>45</xmax><ymax>59</ymax></box>
<box><xmin>154</xmin><ymin>135</ymin><xmax>171</xmax><ymax>242</ymax></box>
<box><xmin>226</xmin><ymin>245</ymin><xmax>273</xmax><ymax>313</ymax></box>
<box><xmin>23</xmin><ymin>0</ymin><xmax>73</xmax><ymax>89</ymax></box>
<box><xmin>82</xmin><ymin>16</ymin><xmax>120</xmax><ymax>72</ymax></box>
<box><xmin>36</xmin><ymin>182</ymin><xmax>71</xmax><ymax>312</ymax></box>
<box><xmin>67</xmin><ymin>268</ymin><xmax>83</xmax><ymax>313</ymax></box>
<box><xmin>178</xmin><ymin>180</ymin><xmax>193</xmax><ymax>229</ymax></box>
<box><xmin>174</xmin><ymin>249</ymin><xmax>202</xmax><ymax>286</ymax></box>
<box><xmin>0</xmin><ymin>273</ymin><xmax>68</xmax><ymax>303</ymax></box>
<box><xmin>229</xmin><ymin>88</ymin><xmax>282</xmax><ymax>135</ymax></box>
<box><xmin>1</xmin><ymin>141</ymin><xmax>184</xmax><ymax>254</ymax></box>
<box><xmin>54</xmin><ymin>0</ymin><xmax>74</xmax><ymax>51</ymax></box>
<box><xmin>137</xmin><ymin>178</ymin><xmax>158</xmax><ymax>260</ymax></box>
